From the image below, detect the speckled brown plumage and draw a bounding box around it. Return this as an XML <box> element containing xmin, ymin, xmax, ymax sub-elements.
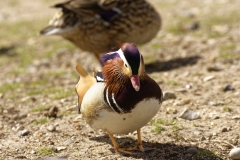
<box><xmin>40</xmin><ymin>0</ymin><xmax>161</xmax><ymax>59</ymax></box>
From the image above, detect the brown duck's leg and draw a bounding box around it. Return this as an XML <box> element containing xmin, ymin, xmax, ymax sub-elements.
<box><xmin>106</xmin><ymin>130</ymin><xmax>132</xmax><ymax>154</ymax></box>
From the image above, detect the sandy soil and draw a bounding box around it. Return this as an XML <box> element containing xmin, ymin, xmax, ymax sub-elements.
<box><xmin>0</xmin><ymin>0</ymin><xmax>240</xmax><ymax>159</ymax></box>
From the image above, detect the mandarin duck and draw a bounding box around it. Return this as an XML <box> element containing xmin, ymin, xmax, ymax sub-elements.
<box><xmin>40</xmin><ymin>0</ymin><xmax>161</xmax><ymax>60</ymax></box>
<box><xmin>75</xmin><ymin>43</ymin><xmax>163</xmax><ymax>154</ymax></box>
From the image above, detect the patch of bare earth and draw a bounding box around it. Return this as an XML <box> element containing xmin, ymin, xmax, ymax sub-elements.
<box><xmin>0</xmin><ymin>0</ymin><xmax>240</xmax><ymax>160</ymax></box>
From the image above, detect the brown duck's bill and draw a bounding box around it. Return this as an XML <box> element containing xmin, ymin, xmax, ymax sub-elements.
<box><xmin>130</xmin><ymin>75</ymin><xmax>140</xmax><ymax>92</ymax></box>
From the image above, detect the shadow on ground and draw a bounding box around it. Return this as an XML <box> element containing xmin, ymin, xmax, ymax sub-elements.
<box><xmin>145</xmin><ymin>55</ymin><xmax>201</xmax><ymax>73</ymax></box>
<box><xmin>90</xmin><ymin>135</ymin><xmax>222</xmax><ymax>160</ymax></box>
<box><xmin>0</xmin><ymin>45</ymin><xmax>17</xmax><ymax>56</ymax></box>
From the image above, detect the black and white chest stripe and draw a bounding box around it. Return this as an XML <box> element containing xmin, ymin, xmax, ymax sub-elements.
<box><xmin>103</xmin><ymin>88</ymin><xmax>124</xmax><ymax>114</ymax></box>
<box><xmin>95</xmin><ymin>71</ymin><xmax>124</xmax><ymax>114</ymax></box>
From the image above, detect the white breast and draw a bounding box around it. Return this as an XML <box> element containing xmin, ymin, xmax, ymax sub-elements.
<box><xmin>81</xmin><ymin>83</ymin><xmax>161</xmax><ymax>134</ymax></box>
<box><xmin>92</xmin><ymin>98</ymin><xmax>161</xmax><ymax>134</ymax></box>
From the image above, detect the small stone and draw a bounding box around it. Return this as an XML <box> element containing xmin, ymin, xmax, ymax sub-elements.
<box><xmin>75</xmin><ymin>124</ymin><xmax>81</xmax><ymax>130</ymax></box>
<box><xmin>200</xmin><ymin>136</ymin><xmax>206</xmax><ymax>141</ymax></box>
<box><xmin>213</xmin><ymin>116</ymin><xmax>220</xmax><ymax>119</ymax></box>
<box><xmin>18</xmin><ymin>129</ymin><xmax>30</xmax><ymax>137</ymax></box>
<box><xmin>18</xmin><ymin>113</ymin><xmax>28</xmax><ymax>119</ymax></box>
<box><xmin>178</xmin><ymin>99</ymin><xmax>192</xmax><ymax>105</ymax></box>
<box><xmin>72</xmin><ymin>115</ymin><xmax>83</xmax><ymax>123</ymax></box>
<box><xmin>207</xmin><ymin>66</ymin><xmax>222</xmax><ymax>72</ymax></box>
<box><xmin>45</xmin><ymin>106</ymin><xmax>59</xmax><ymax>118</ymax></box>
<box><xmin>178</xmin><ymin>108</ymin><xmax>200</xmax><ymax>120</ymax></box>
<box><xmin>186</xmin><ymin>147</ymin><xmax>198</xmax><ymax>154</ymax></box>
<box><xmin>47</xmin><ymin>125</ymin><xmax>56</xmax><ymax>132</ymax></box>
<box><xmin>212</xmin><ymin>133</ymin><xmax>217</xmax><ymax>136</ymax></box>
<box><xmin>212</xmin><ymin>25</ymin><xmax>229</xmax><ymax>34</ymax></box>
<box><xmin>31</xmin><ymin>150</ymin><xmax>36</xmax><ymax>154</ymax></box>
<box><xmin>208</xmin><ymin>101</ymin><xmax>217</xmax><ymax>106</ymax></box>
<box><xmin>221</xmin><ymin>127</ymin><xmax>228</xmax><ymax>132</ymax></box>
<box><xmin>185</xmin><ymin>84</ymin><xmax>191</xmax><ymax>89</ymax></box>
<box><xmin>229</xmin><ymin>148</ymin><xmax>240</xmax><ymax>160</ymax></box>
<box><xmin>56</xmin><ymin>146</ymin><xmax>66</xmax><ymax>151</ymax></box>
<box><xmin>223</xmin><ymin>84</ymin><xmax>235</xmax><ymax>92</ymax></box>
<box><xmin>166</xmin><ymin>107</ymin><xmax>177</xmax><ymax>114</ymax></box>
<box><xmin>186</xmin><ymin>21</ymin><xmax>199</xmax><ymax>31</ymax></box>
<box><xmin>210</xmin><ymin>122</ymin><xmax>216</xmax><ymax>126</ymax></box>
<box><xmin>193</xmin><ymin>131</ymin><xmax>201</xmax><ymax>136</ymax></box>
<box><xmin>232</xmin><ymin>116</ymin><xmax>240</xmax><ymax>120</ymax></box>
<box><xmin>203</xmin><ymin>75</ymin><xmax>215</xmax><ymax>82</ymax></box>
<box><xmin>163</xmin><ymin>92</ymin><xmax>177</xmax><ymax>101</ymax></box>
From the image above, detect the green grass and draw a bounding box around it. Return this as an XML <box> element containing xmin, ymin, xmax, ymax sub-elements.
<box><xmin>151</xmin><ymin>125</ymin><xmax>166</xmax><ymax>134</ymax></box>
<box><xmin>33</xmin><ymin>118</ymin><xmax>50</xmax><ymax>125</ymax></box>
<box><xmin>46</xmin><ymin>71</ymin><xmax>68</xmax><ymax>77</ymax></box>
<box><xmin>31</xmin><ymin>105</ymin><xmax>51</xmax><ymax>112</ymax></box>
<box><xmin>150</xmin><ymin>118</ymin><xmax>180</xmax><ymax>134</ymax></box>
<box><xmin>0</xmin><ymin>83</ymin><xmax>24</xmax><ymax>93</ymax></box>
<box><xmin>220</xmin><ymin>43</ymin><xmax>236</xmax><ymax>51</ymax></box>
<box><xmin>222</xmin><ymin>106</ymin><xmax>232</xmax><ymax>112</ymax></box>
<box><xmin>219</xmin><ymin>53</ymin><xmax>238</xmax><ymax>61</ymax></box>
<box><xmin>48</xmin><ymin>88</ymin><xmax>75</xmax><ymax>100</ymax></box>
<box><xmin>36</xmin><ymin>147</ymin><xmax>54</xmax><ymax>156</ymax></box>
<box><xmin>150</xmin><ymin>118</ymin><xmax>178</xmax><ymax>126</ymax></box>
<box><xmin>192</xmin><ymin>123</ymin><xmax>199</xmax><ymax>127</ymax></box>
<box><xmin>166</xmin><ymin>80</ymin><xmax>179</xmax><ymax>86</ymax></box>
<box><xmin>27</xmin><ymin>87</ymin><xmax>74</xmax><ymax>99</ymax></box>
<box><xmin>171</xmin><ymin>125</ymin><xmax>184</xmax><ymax>131</ymax></box>
<box><xmin>0</xmin><ymin>18</ymin><xmax>74</xmax><ymax>69</ymax></box>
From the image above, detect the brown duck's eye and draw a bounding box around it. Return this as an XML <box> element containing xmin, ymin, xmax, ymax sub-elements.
<box><xmin>124</xmin><ymin>63</ymin><xmax>128</xmax><ymax>68</ymax></box>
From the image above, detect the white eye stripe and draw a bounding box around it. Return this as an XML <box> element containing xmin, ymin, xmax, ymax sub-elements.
<box><xmin>117</xmin><ymin>49</ymin><xmax>131</xmax><ymax>70</ymax></box>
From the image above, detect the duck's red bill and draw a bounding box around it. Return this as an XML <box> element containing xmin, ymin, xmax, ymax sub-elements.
<box><xmin>130</xmin><ymin>75</ymin><xmax>140</xmax><ymax>91</ymax></box>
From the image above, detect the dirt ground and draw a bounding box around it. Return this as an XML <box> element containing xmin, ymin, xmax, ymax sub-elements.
<box><xmin>0</xmin><ymin>0</ymin><xmax>240</xmax><ymax>159</ymax></box>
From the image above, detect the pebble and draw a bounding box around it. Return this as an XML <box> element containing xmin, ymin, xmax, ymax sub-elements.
<box><xmin>213</xmin><ymin>116</ymin><xmax>220</xmax><ymax>119</ymax></box>
<box><xmin>166</xmin><ymin>107</ymin><xmax>177</xmax><ymax>114</ymax></box>
<box><xmin>18</xmin><ymin>129</ymin><xmax>30</xmax><ymax>137</ymax></box>
<box><xmin>223</xmin><ymin>84</ymin><xmax>235</xmax><ymax>92</ymax></box>
<box><xmin>203</xmin><ymin>75</ymin><xmax>215</xmax><ymax>82</ymax></box>
<box><xmin>18</xmin><ymin>112</ymin><xmax>28</xmax><ymax>119</ymax></box>
<box><xmin>186</xmin><ymin>21</ymin><xmax>199</xmax><ymax>31</ymax></box>
<box><xmin>163</xmin><ymin>92</ymin><xmax>177</xmax><ymax>101</ymax></box>
<box><xmin>186</xmin><ymin>147</ymin><xmax>198</xmax><ymax>154</ymax></box>
<box><xmin>47</xmin><ymin>125</ymin><xmax>56</xmax><ymax>132</ymax></box>
<box><xmin>193</xmin><ymin>131</ymin><xmax>201</xmax><ymax>136</ymax></box>
<box><xmin>72</xmin><ymin>115</ymin><xmax>83</xmax><ymax>123</ymax></box>
<box><xmin>185</xmin><ymin>84</ymin><xmax>191</xmax><ymax>89</ymax></box>
<box><xmin>207</xmin><ymin>66</ymin><xmax>222</xmax><ymax>72</ymax></box>
<box><xmin>56</xmin><ymin>146</ymin><xmax>66</xmax><ymax>151</ymax></box>
<box><xmin>178</xmin><ymin>108</ymin><xmax>201</xmax><ymax>120</ymax></box>
<box><xmin>177</xmin><ymin>99</ymin><xmax>192</xmax><ymax>106</ymax></box>
<box><xmin>208</xmin><ymin>101</ymin><xmax>217</xmax><ymax>106</ymax></box>
<box><xmin>232</xmin><ymin>116</ymin><xmax>240</xmax><ymax>120</ymax></box>
<box><xmin>211</xmin><ymin>25</ymin><xmax>229</xmax><ymax>34</ymax></box>
<box><xmin>229</xmin><ymin>148</ymin><xmax>240</xmax><ymax>160</ymax></box>
<box><xmin>221</xmin><ymin>127</ymin><xmax>228</xmax><ymax>132</ymax></box>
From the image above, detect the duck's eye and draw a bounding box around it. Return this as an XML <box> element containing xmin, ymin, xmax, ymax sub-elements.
<box><xmin>124</xmin><ymin>63</ymin><xmax>128</xmax><ymax>68</ymax></box>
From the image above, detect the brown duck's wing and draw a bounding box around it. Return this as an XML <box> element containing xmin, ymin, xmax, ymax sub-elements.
<box><xmin>53</xmin><ymin>0</ymin><xmax>104</xmax><ymax>16</ymax></box>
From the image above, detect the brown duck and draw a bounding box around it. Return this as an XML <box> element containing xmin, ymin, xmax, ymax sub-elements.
<box><xmin>40</xmin><ymin>0</ymin><xmax>161</xmax><ymax>60</ymax></box>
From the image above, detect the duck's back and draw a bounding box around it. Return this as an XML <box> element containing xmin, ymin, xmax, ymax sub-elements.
<box><xmin>40</xmin><ymin>0</ymin><xmax>161</xmax><ymax>54</ymax></box>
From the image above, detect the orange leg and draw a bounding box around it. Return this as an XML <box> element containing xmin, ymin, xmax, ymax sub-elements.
<box><xmin>136</xmin><ymin>129</ymin><xmax>144</xmax><ymax>152</ymax></box>
<box><xmin>107</xmin><ymin>130</ymin><xmax>132</xmax><ymax>154</ymax></box>
<box><xmin>106</xmin><ymin>129</ymin><xmax>145</xmax><ymax>154</ymax></box>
